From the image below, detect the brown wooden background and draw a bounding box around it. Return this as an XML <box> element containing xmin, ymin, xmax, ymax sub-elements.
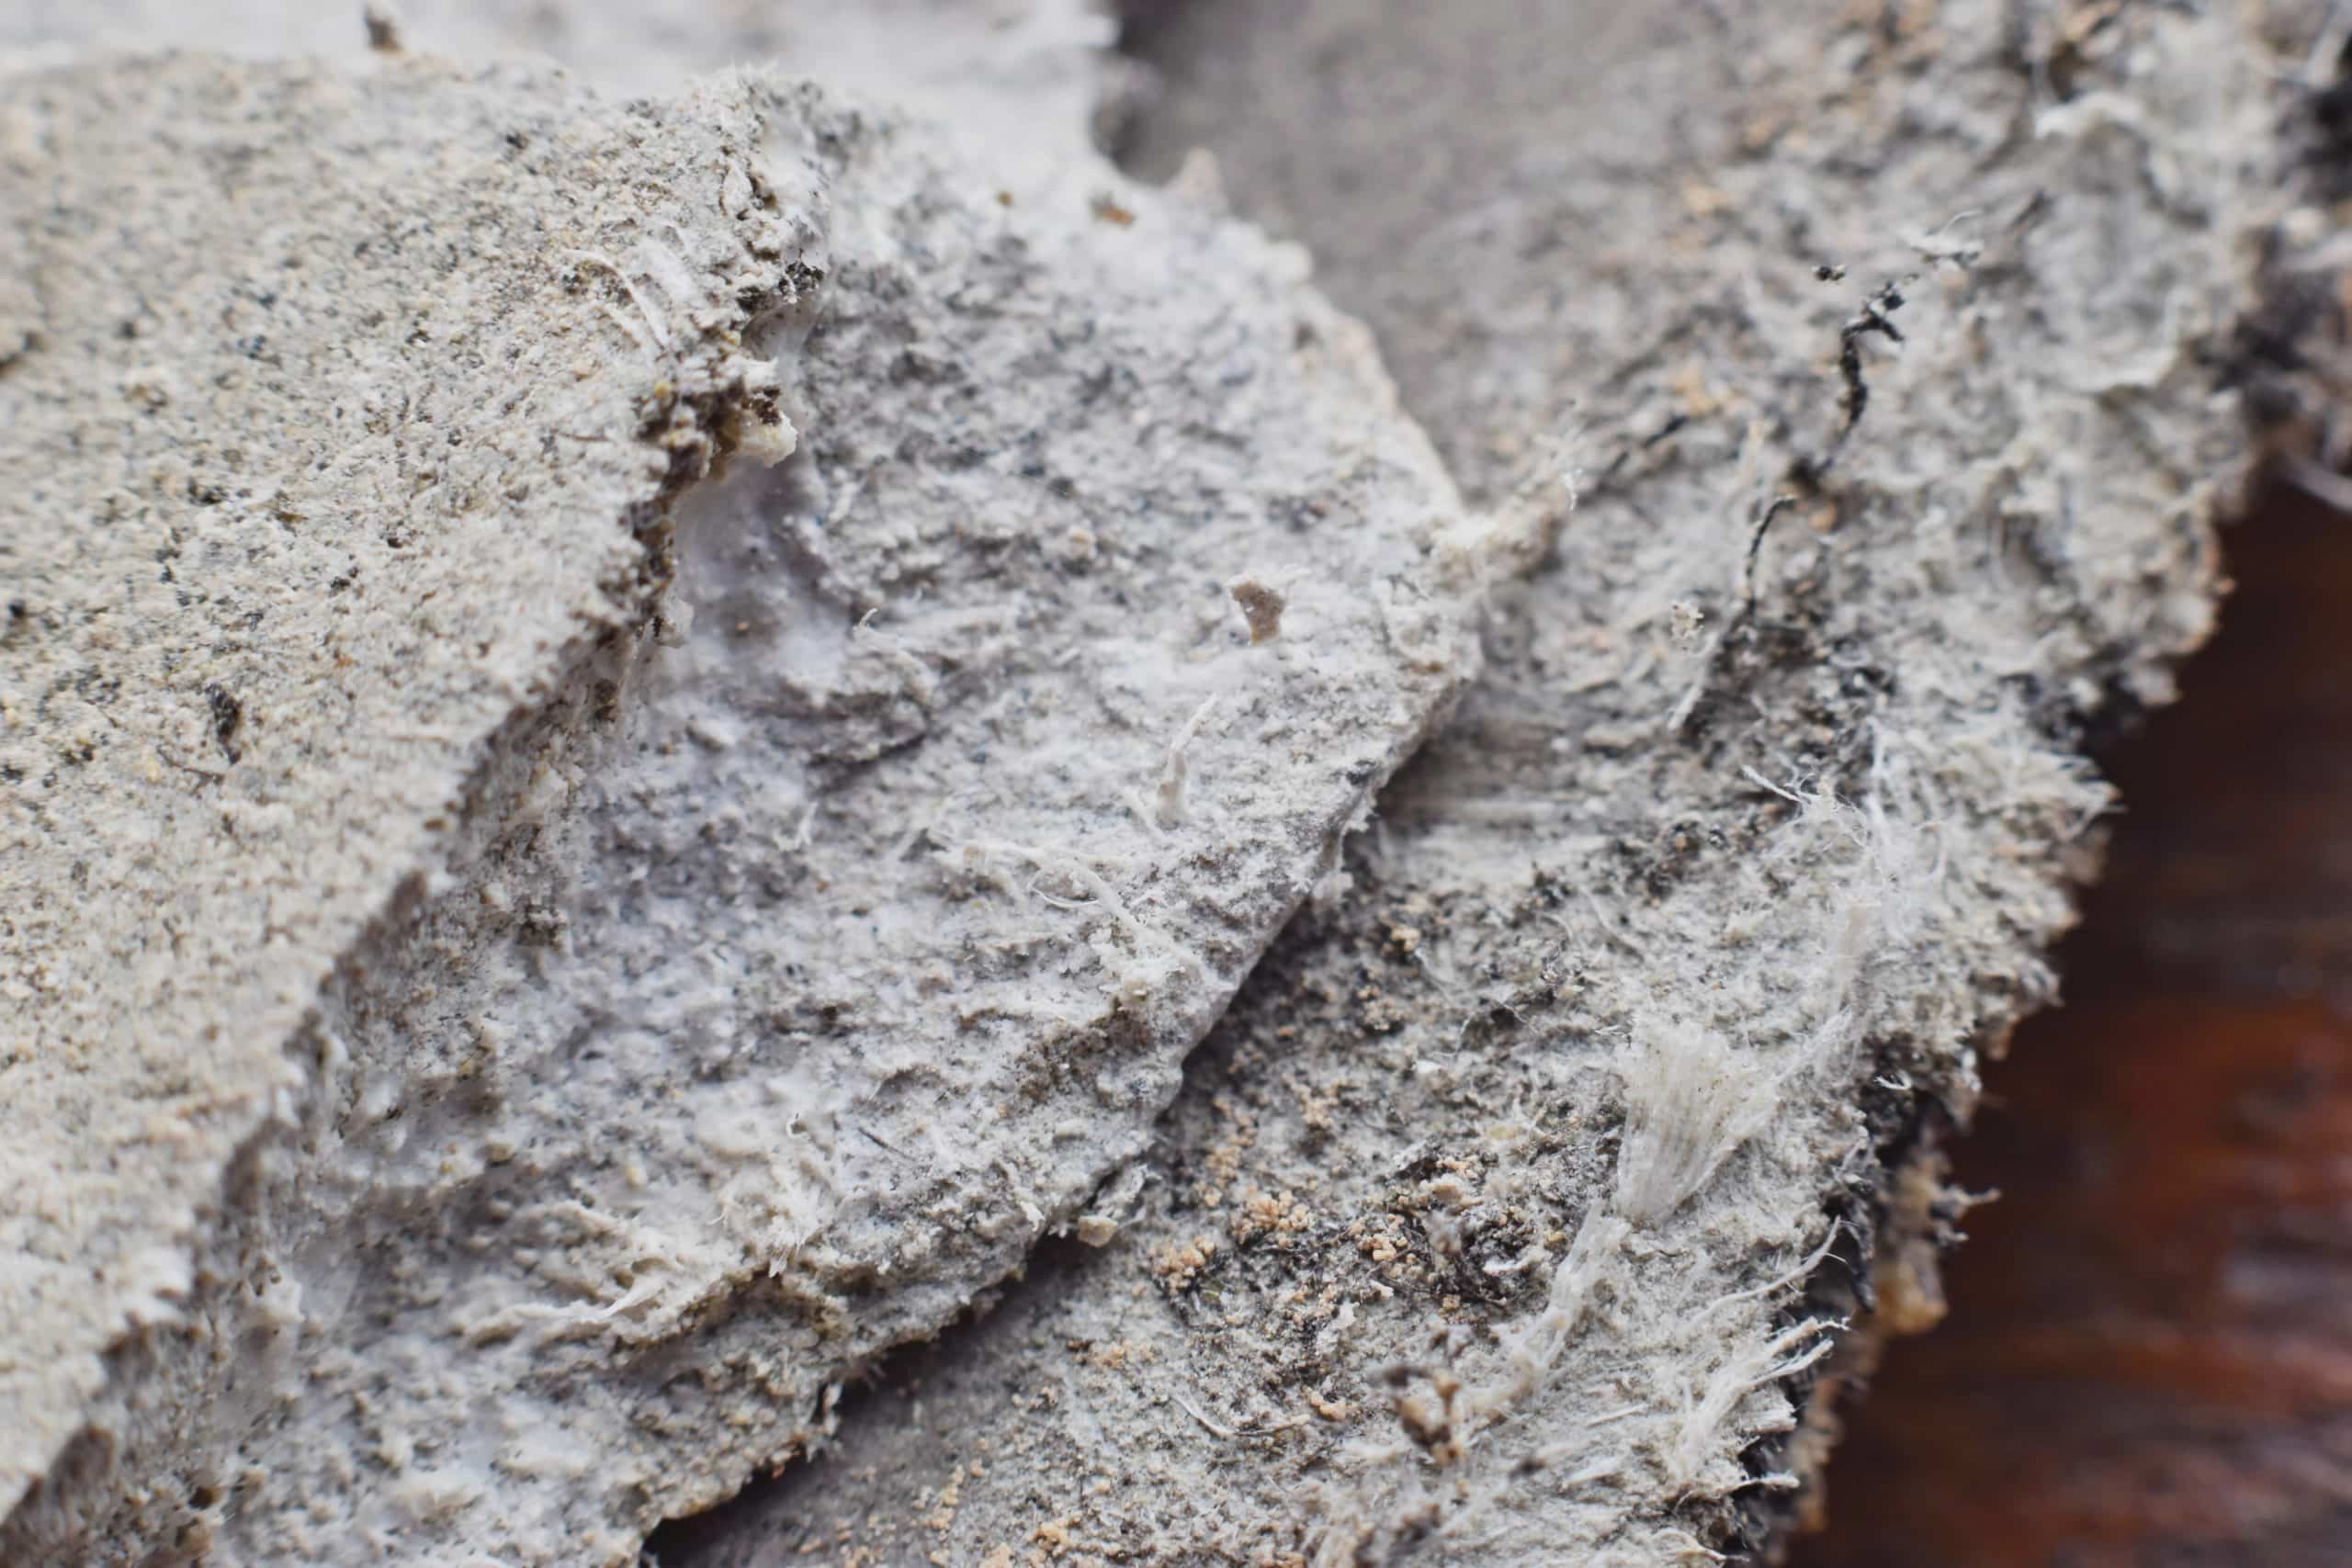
<box><xmin>1789</xmin><ymin>489</ymin><xmax>2352</xmax><ymax>1567</ymax></box>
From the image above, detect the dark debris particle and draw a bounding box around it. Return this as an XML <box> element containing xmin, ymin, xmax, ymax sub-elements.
<box><xmin>1838</xmin><ymin>280</ymin><xmax>1907</xmax><ymax>435</ymax></box>
<box><xmin>1792</xmin><ymin>279</ymin><xmax>1910</xmax><ymax>487</ymax></box>
<box><xmin>1741</xmin><ymin>493</ymin><xmax>1798</xmax><ymax>616</ymax></box>
<box><xmin>205</xmin><ymin>684</ymin><xmax>244</xmax><ymax>764</ymax></box>
<box><xmin>363</xmin><ymin>2</ymin><xmax>404</xmax><ymax>53</ymax></box>
<box><xmin>1642</xmin><ymin>412</ymin><xmax>1690</xmax><ymax>448</ymax></box>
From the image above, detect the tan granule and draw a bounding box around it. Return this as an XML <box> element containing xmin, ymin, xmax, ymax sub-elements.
<box><xmin>1149</xmin><ymin>1235</ymin><xmax>1220</xmax><ymax>1290</ymax></box>
<box><xmin>1232</xmin><ymin>1188</ymin><xmax>1313</xmax><ymax>1245</ymax></box>
<box><xmin>1305</xmin><ymin>1387</ymin><xmax>1355</xmax><ymax>1422</ymax></box>
<box><xmin>1078</xmin><ymin>1338</ymin><xmax>1152</xmax><ymax>1371</ymax></box>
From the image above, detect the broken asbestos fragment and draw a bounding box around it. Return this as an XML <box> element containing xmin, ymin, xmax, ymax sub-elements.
<box><xmin>675</xmin><ymin>1</ymin><xmax>2294</xmax><ymax>1562</ymax></box>
<box><xmin>0</xmin><ymin>51</ymin><xmax>1480</xmax><ymax>1564</ymax></box>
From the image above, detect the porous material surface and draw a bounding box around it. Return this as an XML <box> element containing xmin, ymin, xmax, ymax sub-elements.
<box><xmin>1</xmin><ymin>0</ymin><xmax>1114</xmax><ymax>170</ymax></box>
<box><xmin>0</xmin><ymin>49</ymin><xmax>1478</xmax><ymax>1565</ymax></box>
<box><xmin>673</xmin><ymin>1</ymin><xmax>2292</xmax><ymax>1562</ymax></box>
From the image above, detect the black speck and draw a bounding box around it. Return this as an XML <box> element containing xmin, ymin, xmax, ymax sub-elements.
<box><xmin>205</xmin><ymin>684</ymin><xmax>244</xmax><ymax>764</ymax></box>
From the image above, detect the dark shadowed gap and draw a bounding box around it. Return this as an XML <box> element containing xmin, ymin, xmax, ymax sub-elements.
<box><xmin>1787</xmin><ymin>484</ymin><xmax>2352</xmax><ymax>1568</ymax></box>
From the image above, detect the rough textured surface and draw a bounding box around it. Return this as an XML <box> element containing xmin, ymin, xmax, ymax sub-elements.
<box><xmin>1795</xmin><ymin>483</ymin><xmax>2352</xmax><ymax>1568</ymax></box>
<box><xmin>0</xmin><ymin>49</ymin><xmax>1480</xmax><ymax>1566</ymax></box>
<box><xmin>1</xmin><ymin>0</ymin><xmax>1114</xmax><ymax>170</ymax></box>
<box><xmin>669</xmin><ymin>1</ymin><xmax>2294</xmax><ymax>1562</ymax></box>
<box><xmin>2</xmin><ymin>48</ymin><xmax>766</xmax><ymax>1539</ymax></box>
<box><xmin>7</xmin><ymin>2</ymin><xmax>2337</xmax><ymax>1562</ymax></box>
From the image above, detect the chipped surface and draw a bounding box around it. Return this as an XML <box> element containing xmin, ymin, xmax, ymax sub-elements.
<box><xmin>679</xmin><ymin>1</ymin><xmax>2290</xmax><ymax>1562</ymax></box>
<box><xmin>3</xmin><ymin>0</ymin><xmax>2329</xmax><ymax>1561</ymax></box>
<box><xmin>0</xmin><ymin>50</ymin><xmax>1479</xmax><ymax>1564</ymax></box>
